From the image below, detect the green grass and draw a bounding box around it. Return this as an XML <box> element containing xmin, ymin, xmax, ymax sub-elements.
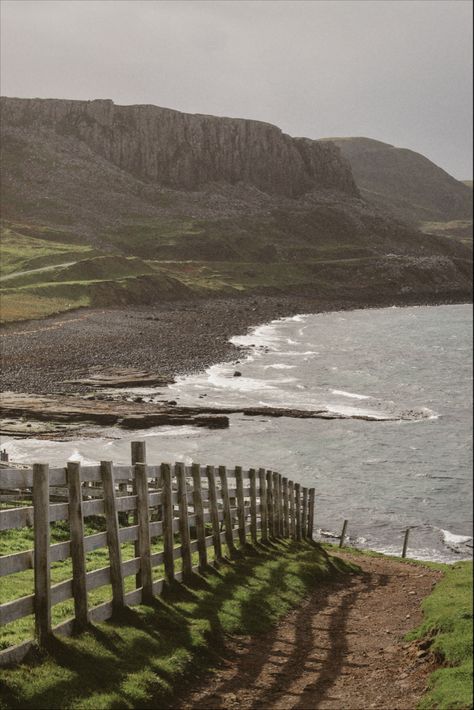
<box><xmin>0</xmin><ymin>539</ymin><xmax>355</xmax><ymax>709</ymax></box>
<box><xmin>0</xmin><ymin>224</ymin><xmax>94</xmax><ymax>277</ymax></box>
<box><xmin>406</xmin><ymin>561</ymin><xmax>473</xmax><ymax>710</ymax></box>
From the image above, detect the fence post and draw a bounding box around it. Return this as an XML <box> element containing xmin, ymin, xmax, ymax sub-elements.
<box><xmin>276</xmin><ymin>473</ymin><xmax>283</xmax><ymax>537</ymax></box>
<box><xmin>33</xmin><ymin>463</ymin><xmax>51</xmax><ymax>646</ymax></box>
<box><xmin>135</xmin><ymin>462</ymin><xmax>153</xmax><ymax>602</ymax></box>
<box><xmin>339</xmin><ymin>519</ymin><xmax>348</xmax><ymax>548</ymax></box>
<box><xmin>249</xmin><ymin>468</ymin><xmax>257</xmax><ymax>544</ymax></box>
<box><xmin>308</xmin><ymin>488</ymin><xmax>315</xmax><ymax>539</ymax></box>
<box><xmin>259</xmin><ymin>468</ymin><xmax>268</xmax><ymax>542</ymax></box>
<box><xmin>295</xmin><ymin>483</ymin><xmax>302</xmax><ymax>541</ymax></box>
<box><xmin>302</xmin><ymin>487</ymin><xmax>308</xmax><ymax>539</ymax></box>
<box><xmin>266</xmin><ymin>470</ymin><xmax>274</xmax><ymax>538</ymax></box>
<box><xmin>131</xmin><ymin>441</ymin><xmax>146</xmax><ymax>587</ymax></box>
<box><xmin>161</xmin><ymin>463</ymin><xmax>175</xmax><ymax>583</ymax></box>
<box><xmin>219</xmin><ymin>465</ymin><xmax>236</xmax><ymax>555</ymax></box>
<box><xmin>191</xmin><ymin>463</ymin><xmax>207</xmax><ymax>571</ymax></box>
<box><xmin>289</xmin><ymin>480</ymin><xmax>296</xmax><ymax>540</ymax></box>
<box><xmin>235</xmin><ymin>466</ymin><xmax>246</xmax><ymax>547</ymax></box>
<box><xmin>101</xmin><ymin>461</ymin><xmax>125</xmax><ymax>612</ymax></box>
<box><xmin>282</xmin><ymin>477</ymin><xmax>289</xmax><ymax>538</ymax></box>
<box><xmin>176</xmin><ymin>462</ymin><xmax>193</xmax><ymax>580</ymax></box>
<box><xmin>402</xmin><ymin>528</ymin><xmax>410</xmax><ymax>558</ymax></box>
<box><xmin>207</xmin><ymin>465</ymin><xmax>223</xmax><ymax>561</ymax></box>
<box><xmin>67</xmin><ymin>461</ymin><xmax>89</xmax><ymax>630</ymax></box>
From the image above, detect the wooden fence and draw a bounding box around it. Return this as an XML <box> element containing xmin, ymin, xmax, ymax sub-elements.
<box><xmin>0</xmin><ymin>442</ymin><xmax>315</xmax><ymax>667</ymax></box>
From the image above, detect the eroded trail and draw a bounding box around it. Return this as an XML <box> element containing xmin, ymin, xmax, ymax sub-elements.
<box><xmin>175</xmin><ymin>553</ymin><xmax>442</xmax><ymax>710</ymax></box>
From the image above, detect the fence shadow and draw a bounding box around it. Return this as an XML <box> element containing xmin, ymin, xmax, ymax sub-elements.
<box><xmin>1</xmin><ymin>541</ymin><xmax>345</xmax><ymax>710</ymax></box>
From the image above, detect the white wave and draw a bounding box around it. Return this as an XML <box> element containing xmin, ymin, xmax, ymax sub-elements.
<box><xmin>263</xmin><ymin>363</ymin><xmax>296</xmax><ymax>370</ymax></box>
<box><xmin>67</xmin><ymin>449</ymin><xmax>99</xmax><ymax>466</ymax></box>
<box><xmin>331</xmin><ymin>389</ymin><xmax>371</xmax><ymax>400</ymax></box>
<box><xmin>441</xmin><ymin>529</ymin><xmax>473</xmax><ymax>546</ymax></box>
<box><xmin>326</xmin><ymin>404</ymin><xmax>388</xmax><ymax>420</ymax></box>
<box><xmin>207</xmin><ymin>370</ymin><xmax>276</xmax><ymax>392</ymax></box>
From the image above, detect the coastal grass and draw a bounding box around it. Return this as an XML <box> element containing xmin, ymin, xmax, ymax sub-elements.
<box><xmin>0</xmin><ymin>539</ymin><xmax>355</xmax><ymax>709</ymax></box>
<box><xmin>0</xmin><ymin>225</ymin><xmax>94</xmax><ymax>277</ymax></box>
<box><xmin>0</xmin><ymin>291</ymin><xmax>90</xmax><ymax>323</ymax></box>
<box><xmin>407</xmin><ymin>560</ymin><xmax>473</xmax><ymax>710</ymax></box>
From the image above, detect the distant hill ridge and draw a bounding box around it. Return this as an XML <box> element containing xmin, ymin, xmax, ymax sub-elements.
<box><xmin>0</xmin><ymin>97</ymin><xmax>472</xmax><ymax>322</ymax></box>
<box><xmin>323</xmin><ymin>136</ymin><xmax>473</xmax><ymax>224</ymax></box>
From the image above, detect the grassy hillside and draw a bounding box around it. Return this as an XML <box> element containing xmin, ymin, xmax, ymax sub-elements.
<box><xmin>1</xmin><ymin>213</ymin><xmax>472</xmax><ymax>323</ymax></box>
<box><xmin>0</xmin><ymin>540</ymin><xmax>355</xmax><ymax>709</ymax></box>
<box><xmin>0</xmin><ymin>223</ymin><xmax>194</xmax><ymax>322</ymax></box>
<box><xmin>325</xmin><ymin>137</ymin><xmax>473</xmax><ymax>226</ymax></box>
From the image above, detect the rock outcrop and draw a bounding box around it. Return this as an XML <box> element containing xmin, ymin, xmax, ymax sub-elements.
<box><xmin>1</xmin><ymin>97</ymin><xmax>357</xmax><ymax>198</ymax></box>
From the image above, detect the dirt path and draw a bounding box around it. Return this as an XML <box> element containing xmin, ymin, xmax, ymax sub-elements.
<box><xmin>174</xmin><ymin>552</ymin><xmax>442</xmax><ymax>710</ymax></box>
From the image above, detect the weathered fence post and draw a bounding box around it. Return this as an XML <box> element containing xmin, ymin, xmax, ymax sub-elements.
<box><xmin>33</xmin><ymin>463</ymin><xmax>51</xmax><ymax>646</ymax></box>
<box><xmin>339</xmin><ymin>519</ymin><xmax>348</xmax><ymax>548</ymax></box>
<box><xmin>295</xmin><ymin>483</ymin><xmax>302</xmax><ymax>541</ymax></box>
<box><xmin>67</xmin><ymin>461</ymin><xmax>89</xmax><ymax>630</ymax></box>
<box><xmin>207</xmin><ymin>465</ymin><xmax>223</xmax><ymax>561</ymax></box>
<box><xmin>131</xmin><ymin>441</ymin><xmax>146</xmax><ymax>587</ymax></box>
<box><xmin>135</xmin><ymin>462</ymin><xmax>153</xmax><ymax>602</ymax></box>
<box><xmin>176</xmin><ymin>462</ymin><xmax>193</xmax><ymax>580</ymax></box>
<box><xmin>259</xmin><ymin>468</ymin><xmax>268</xmax><ymax>542</ymax></box>
<box><xmin>249</xmin><ymin>468</ymin><xmax>257</xmax><ymax>544</ymax></box>
<box><xmin>266</xmin><ymin>470</ymin><xmax>274</xmax><ymax>538</ymax></box>
<box><xmin>402</xmin><ymin>528</ymin><xmax>410</xmax><ymax>558</ymax></box>
<box><xmin>308</xmin><ymin>488</ymin><xmax>315</xmax><ymax>539</ymax></box>
<box><xmin>235</xmin><ymin>466</ymin><xmax>246</xmax><ymax>547</ymax></box>
<box><xmin>191</xmin><ymin>463</ymin><xmax>207</xmax><ymax>571</ymax></box>
<box><xmin>161</xmin><ymin>463</ymin><xmax>175</xmax><ymax>583</ymax></box>
<box><xmin>302</xmin><ymin>487</ymin><xmax>308</xmax><ymax>540</ymax></box>
<box><xmin>276</xmin><ymin>473</ymin><xmax>283</xmax><ymax>537</ymax></box>
<box><xmin>289</xmin><ymin>480</ymin><xmax>296</xmax><ymax>540</ymax></box>
<box><xmin>219</xmin><ymin>465</ymin><xmax>235</xmax><ymax>555</ymax></box>
<box><xmin>101</xmin><ymin>461</ymin><xmax>125</xmax><ymax>612</ymax></box>
<box><xmin>282</xmin><ymin>477</ymin><xmax>289</xmax><ymax>537</ymax></box>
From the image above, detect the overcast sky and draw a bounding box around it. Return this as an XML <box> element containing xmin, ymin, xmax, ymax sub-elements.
<box><xmin>1</xmin><ymin>0</ymin><xmax>472</xmax><ymax>178</ymax></box>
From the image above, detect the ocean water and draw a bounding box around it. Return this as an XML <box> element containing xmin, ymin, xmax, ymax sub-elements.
<box><xmin>3</xmin><ymin>304</ymin><xmax>472</xmax><ymax>562</ymax></box>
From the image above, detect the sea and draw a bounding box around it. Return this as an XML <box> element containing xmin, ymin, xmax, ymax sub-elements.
<box><xmin>3</xmin><ymin>304</ymin><xmax>472</xmax><ymax>563</ymax></box>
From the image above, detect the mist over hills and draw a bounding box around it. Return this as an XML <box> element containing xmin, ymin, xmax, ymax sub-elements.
<box><xmin>0</xmin><ymin>97</ymin><xmax>471</xmax><ymax>322</ymax></box>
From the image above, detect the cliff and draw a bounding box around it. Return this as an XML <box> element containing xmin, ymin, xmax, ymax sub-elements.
<box><xmin>1</xmin><ymin>97</ymin><xmax>357</xmax><ymax>198</ymax></box>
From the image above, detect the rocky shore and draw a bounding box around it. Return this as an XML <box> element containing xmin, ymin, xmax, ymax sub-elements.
<box><xmin>0</xmin><ymin>292</ymin><xmax>470</xmax><ymax>397</ymax></box>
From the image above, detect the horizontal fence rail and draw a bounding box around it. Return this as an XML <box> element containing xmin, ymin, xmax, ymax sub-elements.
<box><xmin>0</xmin><ymin>442</ymin><xmax>315</xmax><ymax>667</ymax></box>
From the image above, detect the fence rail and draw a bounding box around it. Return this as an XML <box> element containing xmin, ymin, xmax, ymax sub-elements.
<box><xmin>0</xmin><ymin>442</ymin><xmax>315</xmax><ymax>667</ymax></box>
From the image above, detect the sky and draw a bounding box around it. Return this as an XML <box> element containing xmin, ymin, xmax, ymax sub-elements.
<box><xmin>1</xmin><ymin>0</ymin><xmax>472</xmax><ymax>179</ymax></box>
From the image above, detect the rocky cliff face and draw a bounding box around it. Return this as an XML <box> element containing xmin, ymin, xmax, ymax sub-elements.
<box><xmin>1</xmin><ymin>97</ymin><xmax>357</xmax><ymax>198</ymax></box>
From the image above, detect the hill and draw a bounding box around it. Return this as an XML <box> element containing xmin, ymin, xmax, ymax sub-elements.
<box><xmin>322</xmin><ymin>137</ymin><xmax>472</xmax><ymax>225</ymax></box>
<box><xmin>0</xmin><ymin>98</ymin><xmax>472</xmax><ymax>321</ymax></box>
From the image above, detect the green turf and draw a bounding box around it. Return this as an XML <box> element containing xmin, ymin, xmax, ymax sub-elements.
<box><xmin>0</xmin><ymin>224</ymin><xmax>94</xmax><ymax>277</ymax></box>
<box><xmin>406</xmin><ymin>561</ymin><xmax>473</xmax><ymax>710</ymax></box>
<box><xmin>0</xmin><ymin>540</ymin><xmax>356</xmax><ymax>709</ymax></box>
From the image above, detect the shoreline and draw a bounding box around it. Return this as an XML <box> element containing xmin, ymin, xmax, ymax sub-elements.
<box><xmin>1</xmin><ymin>292</ymin><xmax>471</xmax><ymax>396</ymax></box>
